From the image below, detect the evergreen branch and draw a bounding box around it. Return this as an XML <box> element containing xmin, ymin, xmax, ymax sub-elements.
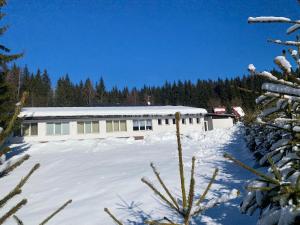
<box><xmin>195</xmin><ymin>168</ymin><xmax>218</xmax><ymax>206</ymax></box>
<box><xmin>246</xmin><ymin>186</ymin><xmax>274</xmax><ymax>192</ymax></box>
<box><xmin>248</xmin><ymin>17</ymin><xmax>300</xmax><ymax>25</ymax></box>
<box><xmin>163</xmin><ymin>217</ymin><xmax>179</xmax><ymax>224</ymax></box>
<box><xmin>104</xmin><ymin>208</ymin><xmax>124</xmax><ymax>225</ymax></box>
<box><xmin>0</xmin><ymin>187</ymin><xmax>21</xmax><ymax>208</ymax></box>
<box><xmin>0</xmin><ymin>199</ymin><xmax>27</xmax><ymax>225</ymax></box>
<box><xmin>18</xmin><ymin>163</ymin><xmax>40</xmax><ymax>188</ymax></box>
<box><xmin>236</xmin><ymin>86</ymin><xmax>260</xmax><ymax>94</ymax></box>
<box><xmin>224</xmin><ymin>153</ymin><xmax>280</xmax><ymax>185</ymax></box>
<box><xmin>185</xmin><ymin>156</ymin><xmax>196</xmax><ymax>222</ymax></box>
<box><xmin>0</xmin><ymin>92</ymin><xmax>27</xmax><ymax>148</ymax></box>
<box><xmin>150</xmin><ymin>162</ymin><xmax>180</xmax><ymax>210</ymax></box>
<box><xmin>175</xmin><ymin>112</ymin><xmax>187</xmax><ymax>209</ymax></box>
<box><xmin>141</xmin><ymin>178</ymin><xmax>180</xmax><ymax>214</ymax></box>
<box><xmin>0</xmin><ymin>154</ymin><xmax>30</xmax><ymax>177</ymax></box>
<box><xmin>267</xmin><ymin>156</ymin><xmax>282</xmax><ymax>182</ymax></box>
<box><xmin>0</xmin><ymin>163</ymin><xmax>39</xmax><ymax>208</ymax></box>
<box><xmin>13</xmin><ymin>215</ymin><xmax>24</xmax><ymax>225</ymax></box>
<box><xmin>39</xmin><ymin>199</ymin><xmax>72</xmax><ymax>225</ymax></box>
<box><xmin>268</xmin><ymin>39</ymin><xmax>300</xmax><ymax>47</ymax></box>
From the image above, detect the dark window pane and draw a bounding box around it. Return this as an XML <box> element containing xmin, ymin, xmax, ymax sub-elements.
<box><xmin>30</xmin><ymin>123</ymin><xmax>38</xmax><ymax>136</ymax></box>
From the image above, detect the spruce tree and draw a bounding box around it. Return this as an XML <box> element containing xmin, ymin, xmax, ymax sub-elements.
<box><xmin>95</xmin><ymin>77</ymin><xmax>106</xmax><ymax>105</ymax></box>
<box><xmin>225</xmin><ymin>10</ymin><xmax>300</xmax><ymax>224</ymax></box>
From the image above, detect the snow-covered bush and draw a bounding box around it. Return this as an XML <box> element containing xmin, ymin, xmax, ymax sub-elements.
<box><xmin>226</xmin><ymin>12</ymin><xmax>300</xmax><ymax>225</ymax></box>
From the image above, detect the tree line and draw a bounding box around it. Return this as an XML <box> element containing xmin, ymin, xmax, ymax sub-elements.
<box><xmin>6</xmin><ymin>63</ymin><xmax>269</xmax><ymax>113</ymax></box>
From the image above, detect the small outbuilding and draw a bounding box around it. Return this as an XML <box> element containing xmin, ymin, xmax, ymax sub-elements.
<box><xmin>204</xmin><ymin>113</ymin><xmax>235</xmax><ymax>131</ymax></box>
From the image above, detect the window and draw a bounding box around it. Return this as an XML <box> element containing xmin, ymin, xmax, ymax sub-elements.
<box><xmin>182</xmin><ymin>118</ymin><xmax>186</xmax><ymax>124</ymax></box>
<box><xmin>204</xmin><ymin>121</ymin><xmax>208</xmax><ymax>131</ymax></box>
<box><xmin>140</xmin><ymin>120</ymin><xmax>145</xmax><ymax>130</ymax></box>
<box><xmin>173</xmin><ymin>118</ymin><xmax>176</xmax><ymax>124</ymax></box>
<box><xmin>77</xmin><ymin>122</ymin><xmax>84</xmax><ymax>134</ymax></box>
<box><xmin>106</xmin><ymin>120</ymin><xmax>127</xmax><ymax>132</ymax></box>
<box><xmin>77</xmin><ymin>121</ymin><xmax>99</xmax><ymax>134</ymax></box>
<box><xmin>158</xmin><ymin>119</ymin><xmax>162</xmax><ymax>125</ymax></box>
<box><xmin>113</xmin><ymin>121</ymin><xmax>120</xmax><ymax>132</ymax></box>
<box><xmin>47</xmin><ymin>122</ymin><xmax>69</xmax><ymax>135</ymax></box>
<box><xmin>120</xmin><ymin>120</ymin><xmax>127</xmax><ymax>131</ymax></box>
<box><xmin>62</xmin><ymin>123</ymin><xmax>69</xmax><ymax>135</ymax></box>
<box><xmin>165</xmin><ymin>119</ymin><xmax>169</xmax><ymax>125</ymax></box>
<box><xmin>46</xmin><ymin>123</ymin><xmax>54</xmax><ymax>135</ymax></box>
<box><xmin>133</xmin><ymin>120</ymin><xmax>139</xmax><ymax>131</ymax></box>
<box><xmin>55</xmin><ymin>123</ymin><xmax>61</xmax><ymax>135</ymax></box>
<box><xmin>92</xmin><ymin>121</ymin><xmax>99</xmax><ymax>133</ymax></box>
<box><xmin>189</xmin><ymin>118</ymin><xmax>193</xmax><ymax>124</ymax></box>
<box><xmin>146</xmin><ymin>120</ymin><xmax>152</xmax><ymax>130</ymax></box>
<box><xmin>85</xmin><ymin>121</ymin><xmax>92</xmax><ymax>134</ymax></box>
<box><xmin>22</xmin><ymin>123</ymin><xmax>38</xmax><ymax>136</ymax></box>
<box><xmin>133</xmin><ymin>119</ymin><xmax>152</xmax><ymax>131</ymax></box>
<box><xmin>196</xmin><ymin>118</ymin><xmax>200</xmax><ymax>124</ymax></box>
<box><xmin>106</xmin><ymin>120</ymin><xmax>113</xmax><ymax>132</ymax></box>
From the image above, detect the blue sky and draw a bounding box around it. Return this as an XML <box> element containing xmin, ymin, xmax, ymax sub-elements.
<box><xmin>3</xmin><ymin>0</ymin><xmax>300</xmax><ymax>89</ymax></box>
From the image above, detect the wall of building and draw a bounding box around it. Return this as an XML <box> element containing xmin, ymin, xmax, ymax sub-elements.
<box><xmin>211</xmin><ymin>117</ymin><xmax>234</xmax><ymax>129</ymax></box>
<box><xmin>18</xmin><ymin>115</ymin><xmax>206</xmax><ymax>142</ymax></box>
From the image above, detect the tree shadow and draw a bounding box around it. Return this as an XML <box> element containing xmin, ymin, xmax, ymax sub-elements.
<box><xmin>197</xmin><ymin>127</ymin><xmax>259</xmax><ymax>225</ymax></box>
<box><xmin>113</xmin><ymin>127</ymin><xmax>259</xmax><ymax>225</ymax></box>
<box><xmin>5</xmin><ymin>141</ymin><xmax>31</xmax><ymax>160</ymax></box>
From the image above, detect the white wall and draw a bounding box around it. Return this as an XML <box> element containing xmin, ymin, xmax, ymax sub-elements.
<box><xmin>18</xmin><ymin>116</ymin><xmax>206</xmax><ymax>142</ymax></box>
<box><xmin>211</xmin><ymin>117</ymin><xmax>234</xmax><ymax>129</ymax></box>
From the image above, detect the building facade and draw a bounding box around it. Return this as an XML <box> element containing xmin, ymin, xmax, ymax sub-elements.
<box><xmin>18</xmin><ymin>106</ymin><xmax>208</xmax><ymax>142</ymax></box>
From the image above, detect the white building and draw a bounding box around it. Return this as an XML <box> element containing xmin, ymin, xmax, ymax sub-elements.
<box><xmin>204</xmin><ymin>113</ymin><xmax>235</xmax><ymax>130</ymax></box>
<box><xmin>18</xmin><ymin>106</ymin><xmax>208</xmax><ymax>142</ymax></box>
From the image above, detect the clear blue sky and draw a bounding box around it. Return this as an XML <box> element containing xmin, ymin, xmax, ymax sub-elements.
<box><xmin>3</xmin><ymin>0</ymin><xmax>300</xmax><ymax>89</ymax></box>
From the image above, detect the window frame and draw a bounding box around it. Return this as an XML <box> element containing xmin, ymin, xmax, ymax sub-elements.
<box><xmin>133</xmin><ymin>119</ymin><xmax>152</xmax><ymax>131</ymax></box>
<box><xmin>106</xmin><ymin>120</ymin><xmax>127</xmax><ymax>133</ymax></box>
<box><xmin>165</xmin><ymin>119</ymin><xmax>169</xmax><ymax>125</ymax></box>
<box><xmin>158</xmin><ymin>119</ymin><xmax>162</xmax><ymax>125</ymax></box>
<box><xmin>22</xmin><ymin>123</ymin><xmax>38</xmax><ymax>136</ymax></box>
<box><xmin>47</xmin><ymin>122</ymin><xmax>69</xmax><ymax>136</ymax></box>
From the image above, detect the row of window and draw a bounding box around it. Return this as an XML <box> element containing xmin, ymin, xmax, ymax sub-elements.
<box><xmin>22</xmin><ymin>118</ymin><xmax>202</xmax><ymax>136</ymax></box>
<box><xmin>158</xmin><ymin>117</ymin><xmax>201</xmax><ymax>125</ymax></box>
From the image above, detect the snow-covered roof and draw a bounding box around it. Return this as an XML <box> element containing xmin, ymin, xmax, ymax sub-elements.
<box><xmin>232</xmin><ymin>106</ymin><xmax>245</xmax><ymax>117</ymax></box>
<box><xmin>213</xmin><ymin>107</ymin><xmax>226</xmax><ymax>112</ymax></box>
<box><xmin>20</xmin><ymin>106</ymin><xmax>207</xmax><ymax>118</ymax></box>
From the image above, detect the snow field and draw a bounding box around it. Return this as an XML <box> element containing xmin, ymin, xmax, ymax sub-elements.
<box><xmin>0</xmin><ymin>125</ymin><xmax>257</xmax><ymax>225</ymax></box>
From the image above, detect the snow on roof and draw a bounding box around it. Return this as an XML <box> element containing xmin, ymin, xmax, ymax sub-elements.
<box><xmin>213</xmin><ymin>107</ymin><xmax>226</xmax><ymax>112</ymax></box>
<box><xmin>20</xmin><ymin>106</ymin><xmax>207</xmax><ymax>118</ymax></box>
<box><xmin>232</xmin><ymin>107</ymin><xmax>245</xmax><ymax>117</ymax></box>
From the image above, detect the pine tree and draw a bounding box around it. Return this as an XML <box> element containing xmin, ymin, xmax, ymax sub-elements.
<box><xmin>54</xmin><ymin>74</ymin><xmax>75</xmax><ymax>106</ymax></box>
<box><xmin>83</xmin><ymin>78</ymin><xmax>95</xmax><ymax>106</ymax></box>
<box><xmin>225</xmin><ymin>11</ymin><xmax>300</xmax><ymax>224</ymax></box>
<box><xmin>95</xmin><ymin>77</ymin><xmax>106</xmax><ymax>105</ymax></box>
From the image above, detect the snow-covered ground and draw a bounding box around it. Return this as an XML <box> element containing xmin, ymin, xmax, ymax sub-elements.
<box><xmin>1</xmin><ymin>125</ymin><xmax>258</xmax><ymax>225</ymax></box>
